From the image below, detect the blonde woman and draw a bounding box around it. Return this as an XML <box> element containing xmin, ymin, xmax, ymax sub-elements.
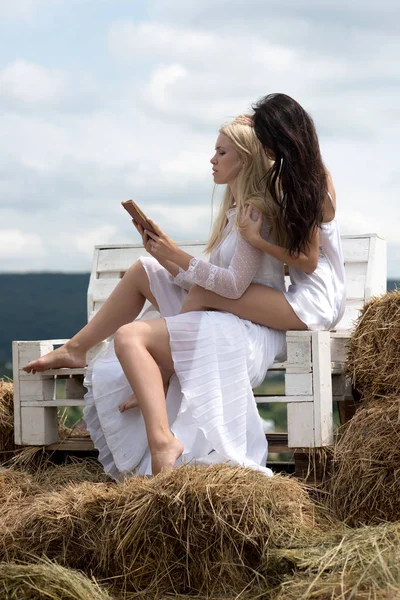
<box><xmin>25</xmin><ymin>115</ymin><xmax>286</xmax><ymax>477</ymax></box>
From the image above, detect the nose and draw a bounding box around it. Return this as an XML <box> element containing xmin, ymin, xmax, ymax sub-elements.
<box><xmin>210</xmin><ymin>154</ymin><xmax>217</xmax><ymax>165</ymax></box>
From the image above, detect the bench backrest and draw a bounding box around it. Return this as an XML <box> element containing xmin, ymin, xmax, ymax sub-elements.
<box><xmin>88</xmin><ymin>234</ymin><xmax>387</xmax><ymax>331</ymax></box>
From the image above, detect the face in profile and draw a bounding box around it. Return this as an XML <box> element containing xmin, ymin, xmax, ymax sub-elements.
<box><xmin>210</xmin><ymin>133</ymin><xmax>242</xmax><ymax>186</ymax></box>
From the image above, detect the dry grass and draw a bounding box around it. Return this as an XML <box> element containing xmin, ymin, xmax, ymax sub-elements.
<box><xmin>0</xmin><ymin>380</ymin><xmax>15</xmax><ymax>455</ymax></box>
<box><xmin>328</xmin><ymin>400</ymin><xmax>400</xmax><ymax>526</ymax></box>
<box><xmin>346</xmin><ymin>290</ymin><xmax>400</xmax><ymax>403</ymax></box>
<box><xmin>0</xmin><ymin>464</ymin><xmax>329</xmax><ymax>597</ymax></box>
<box><xmin>0</xmin><ymin>559</ymin><xmax>112</xmax><ymax>599</ymax></box>
<box><xmin>0</xmin><ymin>467</ymin><xmax>43</xmax><ymax>505</ymax></box>
<box><xmin>271</xmin><ymin>521</ymin><xmax>400</xmax><ymax>599</ymax></box>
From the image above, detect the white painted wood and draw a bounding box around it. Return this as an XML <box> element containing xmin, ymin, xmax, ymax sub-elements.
<box><xmin>87</xmin><ymin>247</ymin><xmax>100</xmax><ymax>321</ymax></box>
<box><xmin>330</xmin><ymin>336</ymin><xmax>349</xmax><ymax>364</ymax></box>
<box><xmin>344</xmin><ymin>262</ymin><xmax>367</xmax><ymax>299</ymax></box>
<box><xmin>256</xmin><ymin>395</ymin><xmax>313</xmax><ymax>403</ymax></box>
<box><xmin>19</xmin><ymin>379</ymin><xmax>56</xmax><ymax>402</ymax></box>
<box><xmin>287</xmin><ymin>402</ymin><xmax>314</xmax><ymax>447</ymax></box>
<box><xmin>311</xmin><ymin>331</ymin><xmax>334</xmax><ymax>446</ymax></box>
<box><xmin>96</xmin><ymin>242</ymin><xmax>206</xmax><ymax>274</ymax></box>
<box><xmin>12</xmin><ymin>232</ymin><xmax>387</xmax><ymax>448</ymax></box>
<box><xmin>365</xmin><ymin>235</ymin><xmax>387</xmax><ymax>301</ymax></box>
<box><xmin>285</xmin><ymin>373</ymin><xmax>313</xmax><ymax>396</ymax></box>
<box><xmin>21</xmin><ymin>400</ymin><xmax>86</xmax><ymax>407</ymax></box>
<box><xmin>341</xmin><ymin>236</ymin><xmax>370</xmax><ymax>262</ymax></box>
<box><xmin>286</xmin><ymin>334</ymin><xmax>312</xmax><ymax>373</ymax></box>
<box><xmin>91</xmin><ymin>279</ymin><xmax>120</xmax><ymax>303</ymax></box>
<box><xmin>21</xmin><ymin>406</ymin><xmax>59</xmax><ymax>445</ymax></box>
<box><xmin>335</xmin><ymin>299</ymin><xmax>365</xmax><ymax>332</ymax></box>
<box><xmin>12</xmin><ymin>341</ymin><xmax>22</xmax><ymax>445</ymax></box>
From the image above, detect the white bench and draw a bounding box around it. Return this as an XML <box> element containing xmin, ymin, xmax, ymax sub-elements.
<box><xmin>12</xmin><ymin>234</ymin><xmax>386</xmax><ymax>448</ymax></box>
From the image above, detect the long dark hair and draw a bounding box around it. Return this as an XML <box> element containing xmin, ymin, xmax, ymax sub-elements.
<box><xmin>252</xmin><ymin>93</ymin><xmax>327</xmax><ymax>255</ymax></box>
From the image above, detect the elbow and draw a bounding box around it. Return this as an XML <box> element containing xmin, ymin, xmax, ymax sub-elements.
<box><xmin>228</xmin><ymin>286</ymin><xmax>244</xmax><ymax>300</ymax></box>
<box><xmin>304</xmin><ymin>259</ymin><xmax>318</xmax><ymax>275</ymax></box>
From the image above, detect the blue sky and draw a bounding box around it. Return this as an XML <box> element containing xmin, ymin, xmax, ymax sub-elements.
<box><xmin>0</xmin><ymin>0</ymin><xmax>399</xmax><ymax>277</ymax></box>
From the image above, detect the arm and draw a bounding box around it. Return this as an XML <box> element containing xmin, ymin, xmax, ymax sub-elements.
<box><xmin>145</xmin><ymin>218</ymin><xmax>263</xmax><ymax>299</ymax></box>
<box><xmin>239</xmin><ymin>207</ymin><xmax>319</xmax><ymax>275</ymax></box>
<box><xmin>132</xmin><ymin>220</ymin><xmax>192</xmax><ymax>290</ymax></box>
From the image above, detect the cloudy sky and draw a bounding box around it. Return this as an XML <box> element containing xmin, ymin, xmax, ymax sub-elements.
<box><xmin>0</xmin><ymin>0</ymin><xmax>399</xmax><ymax>277</ymax></box>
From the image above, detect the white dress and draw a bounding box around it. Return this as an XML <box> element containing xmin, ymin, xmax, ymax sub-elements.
<box><xmin>83</xmin><ymin>209</ymin><xmax>286</xmax><ymax>480</ymax></box>
<box><xmin>284</xmin><ymin>214</ymin><xmax>346</xmax><ymax>331</ymax></box>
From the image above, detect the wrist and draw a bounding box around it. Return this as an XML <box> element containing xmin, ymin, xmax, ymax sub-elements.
<box><xmin>249</xmin><ymin>233</ymin><xmax>263</xmax><ymax>249</ymax></box>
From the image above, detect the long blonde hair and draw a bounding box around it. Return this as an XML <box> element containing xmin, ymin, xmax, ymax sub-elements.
<box><xmin>205</xmin><ymin>115</ymin><xmax>279</xmax><ymax>253</ymax></box>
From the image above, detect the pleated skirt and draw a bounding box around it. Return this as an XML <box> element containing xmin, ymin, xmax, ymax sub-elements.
<box><xmin>83</xmin><ymin>257</ymin><xmax>286</xmax><ymax>479</ymax></box>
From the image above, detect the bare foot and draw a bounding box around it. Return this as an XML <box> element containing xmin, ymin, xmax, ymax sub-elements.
<box><xmin>22</xmin><ymin>344</ymin><xmax>86</xmax><ymax>374</ymax></box>
<box><xmin>118</xmin><ymin>393</ymin><xmax>139</xmax><ymax>412</ymax></box>
<box><xmin>151</xmin><ymin>436</ymin><xmax>184</xmax><ymax>475</ymax></box>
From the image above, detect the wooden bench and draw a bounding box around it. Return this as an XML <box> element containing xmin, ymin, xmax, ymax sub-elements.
<box><xmin>12</xmin><ymin>234</ymin><xmax>386</xmax><ymax>449</ymax></box>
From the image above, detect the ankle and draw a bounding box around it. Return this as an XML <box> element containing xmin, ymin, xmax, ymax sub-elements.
<box><xmin>64</xmin><ymin>339</ymin><xmax>86</xmax><ymax>354</ymax></box>
<box><xmin>149</xmin><ymin>430</ymin><xmax>175</xmax><ymax>452</ymax></box>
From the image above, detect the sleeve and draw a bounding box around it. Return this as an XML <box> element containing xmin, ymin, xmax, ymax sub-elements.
<box><xmin>173</xmin><ymin>231</ymin><xmax>263</xmax><ymax>299</ymax></box>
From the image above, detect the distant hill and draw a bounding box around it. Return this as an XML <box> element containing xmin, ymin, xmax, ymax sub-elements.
<box><xmin>0</xmin><ymin>273</ymin><xmax>89</xmax><ymax>362</ymax></box>
<box><xmin>0</xmin><ymin>274</ymin><xmax>399</xmax><ymax>363</ymax></box>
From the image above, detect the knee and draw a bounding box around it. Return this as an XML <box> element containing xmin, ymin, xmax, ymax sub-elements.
<box><xmin>114</xmin><ymin>323</ymin><xmax>142</xmax><ymax>357</ymax></box>
<box><xmin>126</xmin><ymin>259</ymin><xmax>145</xmax><ymax>279</ymax></box>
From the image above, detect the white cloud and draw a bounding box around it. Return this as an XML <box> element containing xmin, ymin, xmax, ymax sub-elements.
<box><xmin>0</xmin><ymin>229</ymin><xmax>44</xmax><ymax>259</ymax></box>
<box><xmin>0</xmin><ymin>1</ymin><xmax>399</xmax><ymax>278</ymax></box>
<box><xmin>0</xmin><ymin>60</ymin><xmax>67</xmax><ymax>107</ymax></box>
<box><xmin>0</xmin><ymin>0</ymin><xmax>60</xmax><ymax>20</ymax></box>
<box><xmin>75</xmin><ymin>226</ymin><xmax>119</xmax><ymax>257</ymax></box>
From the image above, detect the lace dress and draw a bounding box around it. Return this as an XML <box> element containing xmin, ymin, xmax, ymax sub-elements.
<box><xmin>83</xmin><ymin>209</ymin><xmax>286</xmax><ymax>479</ymax></box>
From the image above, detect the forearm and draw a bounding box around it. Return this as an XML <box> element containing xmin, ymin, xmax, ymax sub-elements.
<box><xmin>156</xmin><ymin>258</ymin><xmax>180</xmax><ymax>278</ymax></box>
<box><xmin>252</xmin><ymin>237</ymin><xmax>317</xmax><ymax>274</ymax></box>
<box><xmin>168</xmin><ymin>248</ymin><xmax>194</xmax><ymax>271</ymax></box>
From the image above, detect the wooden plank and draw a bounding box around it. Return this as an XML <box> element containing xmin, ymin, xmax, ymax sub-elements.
<box><xmin>91</xmin><ymin>279</ymin><xmax>120</xmax><ymax>302</ymax></box>
<box><xmin>87</xmin><ymin>246</ymin><xmax>100</xmax><ymax>320</ymax></box>
<box><xmin>344</xmin><ymin>262</ymin><xmax>367</xmax><ymax>299</ymax></box>
<box><xmin>21</xmin><ymin>406</ymin><xmax>59</xmax><ymax>445</ymax></box>
<box><xmin>19</xmin><ymin>379</ymin><xmax>56</xmax><ymax>402</ymax></box>
<box><xmin>12</xmin><ymin>342</ymin><xmax>22</xmax><ymax>445</ymax></box>
<box><xmin>330</xmin><ymin>336</ymin><xmax>349</xmax><ymax>364</ymax></box>
<box><xmin>96</xmin><ymin>242</ymin><xmax>207</xmax><ymax>273</ymax></box>
<box><xmin>285</xmin><ymin>373</ymin><xmax>313</xmax><ymax>396</ymax></box>
<box><xmin>46</xmin><ymin>437</ymin><xmax>94</xmax><ymax>451</ymax></box>
<box><xmin>287</xmin><ymin>402</ymin><xmax>314</xmax><ymax>447</ymax></box>
<box><xmin>44</xmin><ymin>433</ymin><xmax>290</xmax><ymax>454</ymax></box>
<box><xmin>286</xmin><ymin>333</ymin><xmax>312</xmax><ymax>373</ymax></box>
<box><xmin>21</xmin><ymin>399</ymin><xmax>85</xmax><ymax>407</ymax></box>
<box><xmin>365</xmin><ymin>235</ymin><xmax>387</xmax><ymax>300</ymax></box>
<box><xmin>312</xmin><ymin>331</ymin><xmax>334</xmax><ymax>446</ymax></box>
<box><xmin>341</xmin><ymin>236</ymin><xmax>370</xmax><ymax>262</ymax></box>
<box><xmin>256</xmin><ymin>395</ymin><xmax>313</xmax><ymax>403</ymax></box>
<box><xmin>335</xmin><ymin>299</ymin><xmax>364</xmax><ymax>331</ymax></box>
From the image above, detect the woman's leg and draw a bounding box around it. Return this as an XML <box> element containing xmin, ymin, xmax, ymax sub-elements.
<box><xmin>180</xmin><ymin>284</ymin><xmax>307</xmax><ymax>331</ymax></box>
<box><xmin>114</xmin><ymin>318</ymin><xmax>183</xmax><ymax>474</ymax></box>
<box><xmin>23</xmin><ymin>260</ymin><xmax>161</xmax><ymax>373</ymax></box>
<box><xmin>118</xmin><ymin>366</ymin><xmax>174</xmax><ymax>412</ymax></box>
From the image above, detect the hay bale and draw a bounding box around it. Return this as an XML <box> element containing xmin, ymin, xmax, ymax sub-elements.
<box><xmin>272</xmin><ymin>522</ymin><xmax>400</xmax><ymax>599</ymax></box>
<box><xmin>98</xmin><ymin>465</ymin><xmax>327</xmax><ymax>596</ymax></box>
<box><xmin>0</xmin><ymin>467</ymin><xmax>42</xmax><ymax>504</ymax></box>
<box><xmin>0</xmin><ymin>380</ymin><xmax>14</xmax><ymax>455</ymax></box>
<box><xmin>328</xmin><ymin>400</ymin><xmax>400</xmax><ymax>525</ymax></box>
<box><xmin>346</xmin><ymin>290</ymin><xmax>400</xmax><ymax>402</ymax></box>
<box><xmin>34</xmin><ymin>457</ymin><xmax>112</xmax><ymax>490</ymax></box>
<box><xmin>0</xmin><ymin>480</ymin><xmax>116</xmax><ymax>570</ymax></box>
<box><xmin>0</xmin><ymin>465</ymin><xmax>329</xmax><ymax>597</ymax></box>
<box><xmin>0</xmin><ymin>559</ymin><xmax>112</xmax><ymax>599</ymax></box>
